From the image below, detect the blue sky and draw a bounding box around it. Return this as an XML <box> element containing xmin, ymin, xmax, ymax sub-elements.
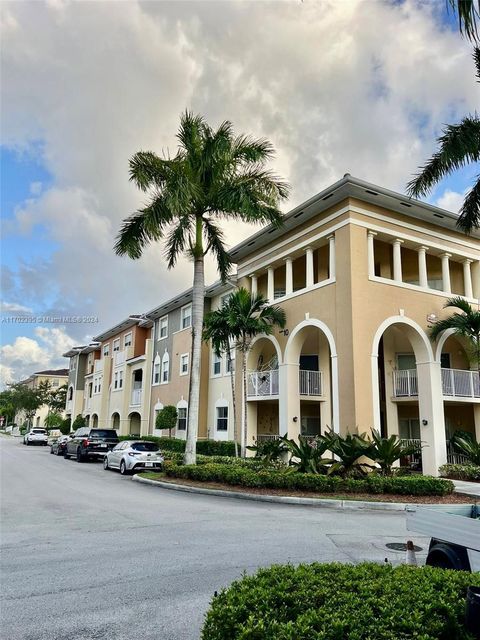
<box><xmin>1</xmin><ymin>0</ymin><xmax>479</xmax><ymax>384</ymax></box>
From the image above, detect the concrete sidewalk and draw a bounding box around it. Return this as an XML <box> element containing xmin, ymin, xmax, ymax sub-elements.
<box><xmin>453</xmin><ymin>480</ymin><xmax>480</xmax><ymax>498</ymax></box>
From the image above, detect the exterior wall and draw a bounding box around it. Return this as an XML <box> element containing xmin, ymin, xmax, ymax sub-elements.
<box><xmin>16</xmin><ymin>372</ymin><xmax>69</xmax><ymax>428</ymax></box>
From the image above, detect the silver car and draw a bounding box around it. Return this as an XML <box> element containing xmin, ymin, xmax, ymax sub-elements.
<box><xmin>103</xmin><ymin>441</ymin><xmax>164</xmax><ymax>475</ymax></box>
<box><xmin>23</xmin><ymin>428</ymin><xmax>48</xmax><ymax>446</ymax></box>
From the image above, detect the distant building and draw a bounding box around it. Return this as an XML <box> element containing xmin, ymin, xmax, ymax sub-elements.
<box><xmin>15</xmin><ymin>369</ymin><xmax>69</xmax><ymax>428</ymax></box>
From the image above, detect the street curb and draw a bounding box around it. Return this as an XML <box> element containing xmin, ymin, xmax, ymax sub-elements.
<box><xmin>131</xmin><ymin>475</ymin><xmax>466</xmax><ymax>512</ymax></box>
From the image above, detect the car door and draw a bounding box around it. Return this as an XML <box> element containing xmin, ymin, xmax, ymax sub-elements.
<box><xmin>110</xmin><ymin>442</ymin><xmax>127</xmax><ymax>468</ymax></box>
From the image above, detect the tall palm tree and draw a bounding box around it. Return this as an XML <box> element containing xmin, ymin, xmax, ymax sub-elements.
<box><xmin>115</xmin><ymin>112</ymin><xmax>289</xmax><ymax>464</ymax></box>
<box><xmin>406</xmin><ymin>47</ymin><xmax>480</xmax><ymax>234</ymax></box>
<box><xmin>447</xmin><ymin>0</ymin><xmax>480</xmax><ymax>42</ymax></box>
<box><xmin>430</xmin><ymin>296</ymin><xmax>480</xmax><ymax>370</ymax></box>
<box><xmin>204</xmin><ymin>288</ymin><xmax>286</xmax><ymax>457</ymax></box>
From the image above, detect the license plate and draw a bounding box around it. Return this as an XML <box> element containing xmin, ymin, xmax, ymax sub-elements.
<box><xmin>98</xmin><ymin>444</ymin><xmax>107</xmax><ymax>448</ymax></box>
<box><xmin>145</xmin><ymin>462</ymin><xmax>154</xmax><ymax>467</ymax></box>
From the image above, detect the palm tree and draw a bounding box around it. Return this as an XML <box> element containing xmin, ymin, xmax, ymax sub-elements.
<box><xmin>430</xmin><ymin>296</ymin><xmax>480</xmax><ymax>370</ymax></box>
<box><xmin>115</xmin><ymin>112</ymin><xmax>289</xmax><ymax>464</ymax></box>
<box><xmin>447</xmin><ymin>0</ymin><xmax>480</xmax><ymax>42</ymax></box>
<box><xmin>203</xmin><ymin>287</ymin><xmax>286</xmax><ymax>457</ymax></box>
<box><xmin>406</xmin><ymin>47</ymin><xmax>480</xmax><ymax>233</ymax></box>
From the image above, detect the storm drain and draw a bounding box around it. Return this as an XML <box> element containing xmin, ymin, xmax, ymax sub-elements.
<box><xmin>385</xmin><ymin>542</ymin><xmax>423</xmax><ymax>552</ymax></box>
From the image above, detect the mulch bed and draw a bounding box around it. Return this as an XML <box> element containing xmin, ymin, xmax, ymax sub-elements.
<box><xmin>139</xmin><ymin>474</ymin><xmax>475</xmax><ymax>504</ymax></box>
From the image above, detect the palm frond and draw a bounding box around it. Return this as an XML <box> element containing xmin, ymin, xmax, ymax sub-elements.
<box><xmin>129</xmin><ymin>152</ymin><xmax>177</xmax><ymax>192</ymax></box>
<box><xmin>448</xmin><ymin>0</ymin><xmax>480</xmax><ymax>42</ymax></box>
<box><xmin>474</xmin><ymin>46</ymin><xmax>480</xmax><ymax>81</ymax></box>
<box><xmin>202</xmin><ymin>217</ymin><xmax>232</xmax><ymax>283</ymax></box>
<box><xmin>458</xmin><ymin>174</ymin><xmax>480</xmax><ymax>232</ymax></box>
<box><xmin>407</xmin><ymin>117</ymin><xmax>480</xmax><ymax>198</ymax></box>
<box><xmin>114</xmin><ymin>199</ymin><xmax>173</xmax><ymax>258</ymax></box>
<box><xmin>164</xmin><ymin>214</ymin><xmax>195</xmax><ymax>269</ymax></box>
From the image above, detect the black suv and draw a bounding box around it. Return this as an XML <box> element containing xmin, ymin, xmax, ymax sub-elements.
<box><xmin>64</xmin><ymin>428</ymin><xmax>119</xmax><ymax>462</ymax></box>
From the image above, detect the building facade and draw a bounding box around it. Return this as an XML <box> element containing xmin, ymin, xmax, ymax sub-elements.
<box><xmin>15</xmin><ymin>369</ymin><xmax>69</xmax><ymax>428</ymax></box>
<box><xmin>64</xmin><ymin>175</ymin><xmax>480</xmax><ymax>475</ymax></box>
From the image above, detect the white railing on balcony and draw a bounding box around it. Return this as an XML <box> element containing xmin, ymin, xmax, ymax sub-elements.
<box><xmin>114</xmin><ymin>351</ymin><xmax>125</xmax><ymax>367</ymax></box>
<box><xmin>393</xmin><ymin>370</ymin><xmax>418</xmax><ymax>397</ymax></box>
<box><xmin>247</xmin><ymin>369</ymin><xmax>279</xmax><ymax>398</ymax></box>
<box><xmin>299</xmin><ymin>370</ymin><xmax>322</xmax><ymax>396</ymax></box>
<box><xmin>447</xmin><ymin>441</ymin><xmax>470</xmax><ymax>465</ymax></box>
<box><xmin>131</xmin><ymin>388</ymin><xmax>142</xmax><ymax>406</ymax></box>
<box><xmin>441</xmin><ymin>368</ymin><xmax>480</xmax><ymax>398</ymax></box>
<box><xmin>394</xmin><ymin>368</ymin><xmax>480</xmax><ymax>399</ymax></box>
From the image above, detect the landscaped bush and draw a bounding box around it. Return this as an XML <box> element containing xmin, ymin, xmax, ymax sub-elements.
<box><xmin>440</xmin><ymin>463</ymin><xmax>480</xmax><ymax>481</ymax></box>
<box><xmin>202</xmin><ymin>562</ymin><xmax>480</xmax><ymax>640</ymax></box>
<box><xmin>163</xmin><ymin>462</ymin><xmax>454</xmax><ymax>496</ymax></box>
<box><xmin>117</xmin><ymin>435</ymin><xmax>236</xmax><ymax>456</ymax></box>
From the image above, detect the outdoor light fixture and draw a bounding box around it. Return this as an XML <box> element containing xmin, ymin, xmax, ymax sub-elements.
<box><xmin>422</xmin><ymin>419</ymin><xmax>428</xmax><ymax>426</ymax></box>
<box><xmin>293</xmin><ymin>416</ymin><xmax>298</xmax><ymax>422</ymax></box>
<box><xmin>427</xmin><ymin>313</ymin><xmax>437</xmax><ymax>323</ymax></box>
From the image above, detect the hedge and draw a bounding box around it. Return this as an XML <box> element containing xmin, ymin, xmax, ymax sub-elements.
<box><xmin>202</xmin><ymin>562</ymin><xmax>480</xmax><ymax>640</ymax></box>
<box><xmin>117</xmin><ymin>435</ymin><xmax>236</xmax><ymax>456</ymax></box>
<box><xmin>164</xmin><ymin>462</ymin><xmax>454</xmax><ymax>496</ymax></box>
<box><xmin>440</xmin><ymin>463</ymin><xmax>480</xmax><ymax>482</ymax></box>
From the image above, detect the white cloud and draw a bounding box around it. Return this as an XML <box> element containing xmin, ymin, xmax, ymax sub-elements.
<box><xmin>1</xmin><ymin>0</ymin><xmax>477</xmax><ymax>381</ymax></box>
<box><xmin>1</xmin><ymin>301</ymin><xmax>33</xmax><ymax>313</ymax></box>
<box><xmin>435</xmin><ymin>188</ymin><xmax>466</xmax><ymax>213</ymax></box>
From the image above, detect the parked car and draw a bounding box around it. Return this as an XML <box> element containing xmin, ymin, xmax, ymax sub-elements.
<box><xmin>47</xmin><ymin>429</ymin><xmax>62</xmax><ymax>445</ymax></box>
<box><xmin>104</xmin><ymin>440</ymin><xmax>164</xmax><ymax>475</ymax></box>
<box><xmin>50</xmin><ymin>434</ymin><xmax>72</xmax><ymax>456</ymax></box>
<box><xmin>64</xmin><ymin>428</ymin><xmax>119</xmax><ymax>462</ymax></box>
<box><xmin>23</xmin><ymin>428</ymin><xmax>48</xmax><ymax>446</ymax></box>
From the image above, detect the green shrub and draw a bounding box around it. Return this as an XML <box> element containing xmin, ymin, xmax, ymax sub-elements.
<box><xmin>202</xmin><ymin>562</ymin><xmax>480</xmax><ymax>640</ymax></box>
<box><xmin>440</xmin><ymin>463</ymin><xmax>480</xmax><ymax>481</ymax></box>
<box><xmin>118</xmin><ymin>435</ymin><xmax>236</xmax><ymax>456</ymax></box>
<box><xmin>163</xmin><ymin>462</ymin><xmax>453</xmax><ymax>496</ymax></box>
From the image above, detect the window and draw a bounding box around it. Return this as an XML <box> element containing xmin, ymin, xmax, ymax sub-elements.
<box><xmin>124</xmin><ymin>332</ymin><xmax>132</xmax><ymax>348</ymax></box>
<box><xmin>68</xmin><ymin>386</ymin><xmax>73</xmax><ymax>401</ymax></box>
<box><xmin>441</xmin><ymin>353</ymin><xmax>451</xmax><ymax>368</ymax></box>
<box><xmin>153</xmin><ymin>357</ymin><xmax>160</xmax><ymax>385</ymax></box>
<box><xmin>103</xmin><ymin>344</ymin><xmax>110</xmax><ymax>357</ymax></box>
<box><xmin>220</xmin><ymin>293</ymin><xmax>231</xmax><ymax>306</ymax></box>
<box><xmin>216</xmin><ymin>405</ymin><xmax>228</xmax><ymax>431</ymax></box>
<box><xmin>161</xmin><ymin>353</ymin><xmax>169</xmax><ymax>383</ymax></box>
<box><xmin>70</xmin><ymin>358</ymin><xmax>75</xmax><ymax>370</ymax></box>
<box><xmin>88</xmin><ymin>382</ymin><xmax>93</xmax><ymax>398</ymax></box>
<box><xmin>213</xmin><ymin>352</ymin><xmax>221</xmax><ymax>376</ymax></box>
<box><xmin>94</xmin><ymin>375</ymin><xmax>102</xmax><ymax>394</ymax></box>
<box><xmin>52</xmin><ymin>378</ymin><xmax>59</xmax><ymax>387</ymax></box>
<box><xmin>177</xmin><ymin>407</ymin><xmax>187</xmax><ymax>431</ymax></box>
<box><xmin>159</xmin><ymin>316</ymin><xmax>168</xmax><ymax>339</ymax></box>
<box><xmin>181</xmin><ymin>304</ymin><xmax>192</xmax><ymax>329</ymax></box>
<box><xmin>114</xmin><ymin>371</ymin><xmax>124</xmax><ymax>390</ymax></box>
<box><xmin>113</xmin><ymin>339</ymin><xmax>120</xmax><ymax>352</ymax></box>
<box><xmin>180</xmin><ymin>353</ymin><xmax>189</xmax><ymax>376</ymax></box>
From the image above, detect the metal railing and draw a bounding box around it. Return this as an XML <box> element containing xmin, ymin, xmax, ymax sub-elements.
<box><xmin>447</xmin><ymin>441</ymin><xmax>470</xmax><ymax>465</ymax></box>
<box><xmin>393</xmin><ymin>368</ymin><xmax>480</xmax><ymax>399</ymax></box>
<box><xmin>247</xmin><ymin>369</ymin><xmax>279</xmax><ymax>398</ymax></box>
<box><xmin>299</xmin><ymin>370</ymin><xmax>322</xmax><ymax>396</ymax></box>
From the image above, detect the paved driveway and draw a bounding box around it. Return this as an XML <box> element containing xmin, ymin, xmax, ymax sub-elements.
<box><xmin>0</xmin><ymin>436</ymin><xmax>427</xmax><ymax>640</ymax></box>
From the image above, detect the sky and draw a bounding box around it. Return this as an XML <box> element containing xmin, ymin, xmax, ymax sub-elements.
<box><xmin>1</xmin><ymin>0</ymin><xmax>479</xmax><ymax>386</ymax></box>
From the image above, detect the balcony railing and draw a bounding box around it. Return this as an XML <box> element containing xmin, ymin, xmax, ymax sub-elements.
<box><xmin>393</xmin><ymin>368</ymin><xmax>480</xmax><ymax>399</ymax></box>
<box><xmin>247</xmin><ymin>369</ymin><xmax>279</xmax><ymax>398</ymax></box>
<box><xmin>299</xmin><ymin>370</ymin><xmax>322</xmax><ymax>396</ymax></box>
<box><xmin>131</xmin><ymin>388</ymin><xmax>142</xmax><ymax>406</ymax></box>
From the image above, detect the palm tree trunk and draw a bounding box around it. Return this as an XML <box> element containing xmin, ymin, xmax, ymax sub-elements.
<box><xmin>241</xmin><ymin>345</ymin><xmax>248</xmax><ymax>458</ymax></box>
<box><xmin>184</xmin><ymin>224</ymin><xmax>205</xmax><ymax>465</ymax></box>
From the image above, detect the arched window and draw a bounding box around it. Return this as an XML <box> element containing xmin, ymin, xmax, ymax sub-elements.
<box><xmin>161</xmin><ymin>351</ymin><xmax>170</xmax><ymax>384</ymax></box>
<box><xmin>153</xmin><ymin>353</ymin><xmax>161</xmax><ymax>385</ymax></box>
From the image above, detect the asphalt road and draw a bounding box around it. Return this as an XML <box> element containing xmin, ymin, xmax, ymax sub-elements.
<box><xmin>0</xmin><ymin>436</ymin><xmax>427</xmax><ymax>640</ymax></box>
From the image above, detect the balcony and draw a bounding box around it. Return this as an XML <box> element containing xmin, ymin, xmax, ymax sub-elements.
<box><xmin>393</xmin><ymin>368</ymin><xmax>480</xmax><ymax>400</ymax></box>
<box><xmin>247</xmin><ymin>369</ymin><xmax>279</xmax><ymax>398</ymax></box>
<box><xmin>130</xmin><ymin>388</ymin><xmax>142</xmax><ymax>406</ymax></box>
<box><xmin>114</xmin><ymin>351</ymin><xmax>125</xmax><ymax>367</ymax></box>
<box><xmin>299</xmin><ymin>370</ymin><xmax>323</xmax><ymax>396</ymax></box>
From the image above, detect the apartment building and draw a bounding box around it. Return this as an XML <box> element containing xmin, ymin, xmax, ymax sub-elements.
<box><xmin>231</xmin><ymin>174</ymin><xmax>480</xmax><ymax>476</ymax></box>
<box><xmin>63</xmin><ymin>175</ymin><xmax>480</xmax><ymax>475</ymax></box>
<box><xmin>16</xmin><ymin>369</ymin><xmax>69</xmax><ymax>427</ymax></box>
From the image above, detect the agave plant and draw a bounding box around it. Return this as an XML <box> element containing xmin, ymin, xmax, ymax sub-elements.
<box><xmin>246</xmin><ymin>437</ymin><xmax>288</xmax><ymax>464</ymax></box>
<box><xmin>324</xmin><ymin>431</ymin><xmax>372</xmax><ymax>477</ymax></box>
<box><xmin>367</xmin><ymin>430</ymin><xmax>422</xmax><ymax>476</ymax></box>
<box><xmin>450</xmin><ymin>433</ymin><xmax>480</xmax><ymax>465</ymax></box>
<box><xmin>280</xmin><ymin>435</ymin><xmax>332</xmax><ymax>474</ymax></box>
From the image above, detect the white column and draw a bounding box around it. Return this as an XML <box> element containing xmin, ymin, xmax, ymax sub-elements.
<box><xmin>284</xmin><ymin>258</ymin><xmax>293</xmax><ymax>295</ymax></box>
<box><xmin>417</xmin><ymin>245</ymin><xmax>429</xmax><ymax>288</ymax></box>
<box><xmin>327</xmin><ymin>234</ymin><xmax>336</xmax><ymax>280</ymax></box>
<box><xmin>474</xmin><ymin>405</ymin><xmax>480</xmax><ymax>444</ymax></box>
<box><xmin>392</xmin><ymin>239</ymin><xmax>403</xmax><ymax>282</ymax></box>
<box><xmin>440</xmin><ymin>253</ymin><xmax>451</xmax><ymax>294</ymax></box>
<box><xmin>305</xmin><ymin>247</ymin><xmax>314</xmax><ymax>288</ymax></box>
<box><xmin>367</xmin><ymin>231</ymin><xmax>377</xmax><ymax>278</ymax></box>
<box><xmin>267</xmin><ymin>267</ymin><xmax>275</xmax><ymax>301</ymax></box>
<box><xmin>463</xmin><ymin>259</ymin><xmax>473</xmax><ymax>299</ymax></box>
<box><xmin>416</xmin><ymin>361</ymin><xmax>447</xmax><ymax>476</ymax></box>
<box><xmin>471</xmin><ymin>260</ymin><xmax>480</xmax><ymax>299</ymax></box>
<box><xmin>250</xmin><ymin>274</ymin><xmax>257</xmax><ymax>296</ymax></box>
<box><xmin>278</xmin><ymin>362</ymin><xmax>300</xmax><ymax>440</ymax></box>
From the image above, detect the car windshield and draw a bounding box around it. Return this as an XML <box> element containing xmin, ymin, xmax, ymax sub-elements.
<box><xmin>131</xmin><ymin>442</ymin><xmax>159</xmax><ymax>452</ymax></box>
<box><xmin>32</xmin><ymin>429</ymin><xmax>46</xmax><ymax>434</ymax></box>
<box><xmin>89</xmin><ymin>430</ymin><xmax>118</xmax><ymax>439</ymax></box>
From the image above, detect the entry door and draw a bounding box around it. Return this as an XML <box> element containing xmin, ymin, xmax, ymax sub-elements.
<box><xmin>299</xmin><ymin>355</ymin><xmax>319</xmax><ymax>371</ymax></box>
<box><xmin>397</xmin><ymin>354</ymin><xmax>416</xmax><ymax>370</ymax></box>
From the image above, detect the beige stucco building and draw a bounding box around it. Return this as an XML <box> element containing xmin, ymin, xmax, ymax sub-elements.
<box><xmin>64</xmin><ymin>175</ymin><xmax>480</xmax><ymax>475</ymax></box>
<box><xmin>15</xmin><ymin>369</ymin><xmax>69</xmax><ymax>428</ymax></box>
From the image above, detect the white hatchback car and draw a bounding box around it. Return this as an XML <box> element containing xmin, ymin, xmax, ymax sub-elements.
<box><xmin>23</xmin><ymin>428</ymin><xmax>48</xmax><ymax>446</ymax></box>
<box><xmin>103</xmin><ymin>441</ymin><xmax>164</xmax><ymax>475</ymax></box>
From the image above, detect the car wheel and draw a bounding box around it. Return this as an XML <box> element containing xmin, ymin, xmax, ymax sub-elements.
<box><xmin>50</xmin><ymin>446</ymin><xmax>54</xmax><ymax>454</ymax></box>
<box><xmin>26</xmin><ymin>440</ymin><xmax>30</xmax><ymax>446</ymax></box>
<box><xmin>119</xmin><ymin>460</ymin><xmax>128</xmax><ymax>475</ymax></box>
<box><xmin>76</xmin><ymin>448</ymin><xmax>85</xmax><ymax>463</ymax></box>
<box><xmin>56</xmin><ymin>448</ymin><xmax>63</xmax><ymax>456</ymax></box>
<box><xmin>103</xmin><ymin>456</ymin><xmax>109</xmax><ymax>470</ymax></box>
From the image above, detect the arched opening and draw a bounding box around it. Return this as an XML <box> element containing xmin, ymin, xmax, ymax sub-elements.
<box><xmin>111</xmin><ymin>412</ymin><xmax>120</xmax><ymax>431</ymax></box>
<box><xmin>246</xmin><ymin>336</ymin><xmax>282</xmax><ymax>445</ymax></box>
<box><xmin>372</xmin><ymin>317</ymin><xmax>434</xmax><ymax>474</ymax></box>
<box><xmin>91</xmin><ymin>414</ymin><xmax>99</xmax><ymax>428</ymax></box>
<box><xmin>84</xmin><ymin>415</ymin><xmax>90</xmax><ymax>427</ymax></box>
<box><xmin>128</xmin><ymin>412</ymin><xmax>141</xmax><ymax>437</ymax></box>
